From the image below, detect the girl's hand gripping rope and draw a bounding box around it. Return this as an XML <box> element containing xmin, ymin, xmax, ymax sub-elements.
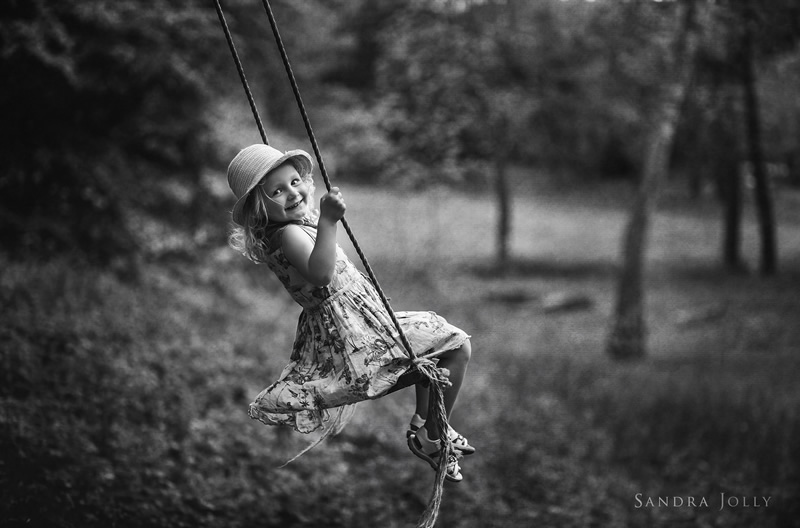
<box><xmin>319</xmin><ymin>187</ymin><xmax>346</xmax><ymax>225</ymax></box>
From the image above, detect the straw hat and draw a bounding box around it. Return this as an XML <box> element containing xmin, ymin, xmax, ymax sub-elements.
<box><xmin>227</xmin><ymin>144</ymin><xmax>313</xmax><ymax>225</ymax></box>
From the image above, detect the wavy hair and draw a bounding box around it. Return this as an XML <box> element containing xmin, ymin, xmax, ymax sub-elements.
<box><xmin>228</xmin><ymin>159</ymin><xmax>317</xmax><ymax>263</ymax></box>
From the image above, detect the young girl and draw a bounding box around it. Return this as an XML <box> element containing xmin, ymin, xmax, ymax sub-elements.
<box><xmin>227</xmin><ymin>144</ymin><xmax>474</xmax><ymax>481</ymax></box>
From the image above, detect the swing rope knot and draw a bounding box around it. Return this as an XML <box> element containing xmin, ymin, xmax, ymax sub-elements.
<box><xmin>412</xmin><ymin>357</ymin><xmax>453</xmax><ymax>388</ymax></box>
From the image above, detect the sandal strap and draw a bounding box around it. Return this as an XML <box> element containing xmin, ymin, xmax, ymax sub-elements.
<box><xmin>408</xmin><ymin>435</ymin><xmax>463</xmax><ymax>481</ymax></box>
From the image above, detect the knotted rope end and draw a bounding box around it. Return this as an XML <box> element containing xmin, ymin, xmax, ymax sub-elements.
<box><xmin>414</xmin><ymin>365</ymin><xmax>453</xmax><ymax>528</ymax></box>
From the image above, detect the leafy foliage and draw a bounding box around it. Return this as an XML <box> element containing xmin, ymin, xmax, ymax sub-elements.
<box><xmin>2</xmin><ymin>0</ymin><xmax>798</xmax><ymax>265</ymax></box>
<box><xmin>0</xmin><ymin>0</ymin><xmax>224</xmax><ymax>263</ymax></box>
<box><xmin>369</xmin><ymin>1</ymin><xmax>689</xmax><ymax>186</ymax></box>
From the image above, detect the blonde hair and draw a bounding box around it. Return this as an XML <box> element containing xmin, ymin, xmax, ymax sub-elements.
<box><xmin>228</xmin><ymin>159</ymin><xmax>317</xmax><ymax>263</ymax></box>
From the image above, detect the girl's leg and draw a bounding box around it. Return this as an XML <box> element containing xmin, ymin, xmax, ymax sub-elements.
<box><xmin>415</xmin><ymin>339</ymin><xmax>471</xmax><ymax>439</ymax></box>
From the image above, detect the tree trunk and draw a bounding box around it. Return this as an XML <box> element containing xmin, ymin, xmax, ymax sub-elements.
<box><xmin>607</xmin><ymin>194</ymin><xmax>649</xmax><ymax>359</ymax></box>
<box><xmin>740</xmin><ymin>1</ymin><xmax>778</xmax><ymax>276</ymax></box>
<box><xmin>607</xmin><ymin>2</ymin><xmax>701</xmax><ymax>360</ymax></box>
<box><xmin>721</xmin><ymin>155</ymin><xmax>744</xmax><ymax>271</ymax></box>
<box><xmin>495</xmin><ymin>154</ymin><xmax>511</xmax><ymax>270</ymax></box>
<box><xmin>492</xmin><ymin>0</ymin><xmax>518</xmax><ymax>272</ymax></box>
<box><xmin>715</xmin><ymin>92</ymin><xmax>745</xmax><ymax>271</ymax></box>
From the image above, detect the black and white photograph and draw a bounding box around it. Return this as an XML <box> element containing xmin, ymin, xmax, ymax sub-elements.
<box><xmin>2</xmin><ymin>1</ymin><xmax>799</xmax><ymax>527</ymax></box>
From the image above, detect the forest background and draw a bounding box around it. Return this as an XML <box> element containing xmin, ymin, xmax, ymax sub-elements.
<box><xmin>2</xmin><ymin>0</ymin><xmax>800</xmax><ymax>527</ymax></box>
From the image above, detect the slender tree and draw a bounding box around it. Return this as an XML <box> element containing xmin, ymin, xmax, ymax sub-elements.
<box><xmin>607</xmin><ymin>1</ymin><xmax>704</xmax><ymax>360</ymax></box>
<box><xmin>738</xmin><ymin>0</ymin><xmax>778</xmax><ymax>276</ymax></box>
<box><xmin>494</xmin><ymin>118</ymin><xmax>512</xmax><ymax>268</ymax></box>
<box><xmin>716</xmin><ymin>91</ymin><xmax>746</xmax><ymax>272</ymax></box>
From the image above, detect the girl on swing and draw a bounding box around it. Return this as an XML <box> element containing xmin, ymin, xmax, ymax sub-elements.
<box><xmin>227</xmin><ymin>144</ymin><xmax>475</xmax><ymax>482</ymax></box>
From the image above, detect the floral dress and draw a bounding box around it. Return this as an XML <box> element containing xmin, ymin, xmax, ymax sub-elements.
<box><xmin>248</xmin><ymin>222</ymin><xmax>469</xmax><ymax>434</ymax></box>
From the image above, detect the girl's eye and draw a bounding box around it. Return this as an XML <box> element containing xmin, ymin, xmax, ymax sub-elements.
<box><xmin>292</xmin><ymin>178</ymin><xmax>301</xmax><ymax>186</ymax></box>
<box><xmin>272</xmin><ymin>189</ymin><xmax>282</xmax><ymax>197</ymax></box>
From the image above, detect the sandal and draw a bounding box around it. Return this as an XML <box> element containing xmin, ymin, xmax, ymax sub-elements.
<box><xmin>407</xmin><ymin>414</ymin><xmax>475</xmax><ymax>456</ymax></box>
<box><xmin>407</xmin><ymin>433</ymin><xmax>463</xmax><ymax>483</ymax></box>
<box><xmin>448</xmin><ymin>429</ymin><xmax>475</xmax><ymax>455</ymax></box>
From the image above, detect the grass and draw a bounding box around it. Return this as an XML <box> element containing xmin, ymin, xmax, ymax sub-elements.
<box><xmin>2</xmin><ymin>174</ymin><xmax>800</xmax><ymax>527</ymax></box>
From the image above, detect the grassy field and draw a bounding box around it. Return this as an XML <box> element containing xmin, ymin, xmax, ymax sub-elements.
<box><xmin>3</xmin><ymin>175</ymin><xmax>800</xmax><ymax>527</ymax></box>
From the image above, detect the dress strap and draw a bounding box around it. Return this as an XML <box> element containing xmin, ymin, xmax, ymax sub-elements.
<box><xmin>265</xmin><ymin>219</ymin><xmax>317</xmax><ymax>247</ymax></box>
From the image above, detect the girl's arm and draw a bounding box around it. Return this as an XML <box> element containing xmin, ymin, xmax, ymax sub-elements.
<box><xmin>283</xmin><ymin>187</ymin><xmax>346</xmax><ymax>286</ymax></box>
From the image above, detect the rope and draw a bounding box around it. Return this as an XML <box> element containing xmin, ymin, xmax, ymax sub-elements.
<box><xmin>214</xmin><ymin>2</ymin><xmax>453</xmax><ymax>526</ymax></box>
<box><xmin>212</xmin><ymin>0</ymin><xmax>269</xmax><ymax>145</ymax></box>
<box><xmin>257</xmin><ymin>0</ymin><xmax>423</xmax><ymax>362</ymax></box>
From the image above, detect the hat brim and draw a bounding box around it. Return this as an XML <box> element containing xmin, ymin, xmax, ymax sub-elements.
<box><xmin>231</xmin><ymin>150</ymin><xmax>313</xmax><ymax>225</ymax></box>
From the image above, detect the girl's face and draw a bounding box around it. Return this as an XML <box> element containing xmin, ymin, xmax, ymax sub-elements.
<box><xmin>258</xmin><ymin>162</ymin><xmax>311</xmax><ymax>223</ymax></box>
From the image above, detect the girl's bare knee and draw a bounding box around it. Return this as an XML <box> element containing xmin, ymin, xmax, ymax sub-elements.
<box><xmin>439</xmin><ymin>339</ymin><xmax>471</xmax><ymax>364</ymax></box>
<box><xmin>458</xmin><ymin>339</ymin><xmax>472</xmax><ymax>363</ymax></box>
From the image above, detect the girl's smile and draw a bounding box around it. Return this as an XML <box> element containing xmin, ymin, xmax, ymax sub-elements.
<box><xmin>284</xmin><ymin>197</ymin><xmax>307</xmax><ymax>212</ymax></box>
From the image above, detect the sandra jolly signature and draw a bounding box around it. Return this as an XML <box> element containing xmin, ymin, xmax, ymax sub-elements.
<box><xmin>634</xmin><ymin>493</ymin><xmax>772</xmax><ymax>511</ymax></box>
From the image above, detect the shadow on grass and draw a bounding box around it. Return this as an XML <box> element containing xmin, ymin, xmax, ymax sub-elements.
<box><xmin>468</xmin><ymin>257</ymin><xmax>617</xmax><ymax>280</ymax></box>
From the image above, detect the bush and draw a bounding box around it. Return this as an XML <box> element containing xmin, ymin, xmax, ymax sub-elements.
<box><xmin>0</xmin><ymin>1</ymin><xmax>223</xmax><ymax>264</ymax></box>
